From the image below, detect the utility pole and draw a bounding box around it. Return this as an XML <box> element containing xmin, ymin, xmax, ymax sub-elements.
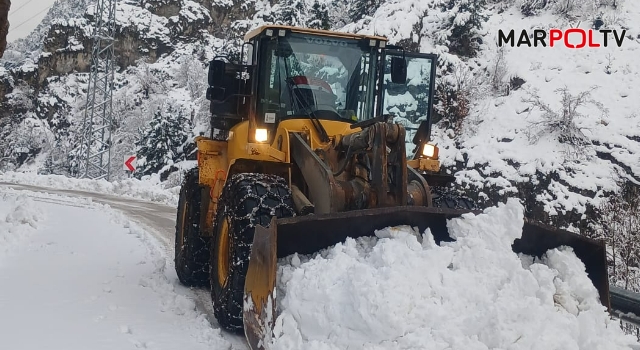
<box><xmin>78</xmin><ymin>0</ymin><xmax>116</xmax><ymax>180</ymax></box>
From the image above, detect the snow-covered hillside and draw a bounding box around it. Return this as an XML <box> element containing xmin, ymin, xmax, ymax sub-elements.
<box><xmin>439</xmin><ymin>2</ymin><xmax>640</xmax><ymax>222</ymax></box>
<box><xmin>1</xmin><ymin>0</ymin><xmax>638</xmax><ymax>224</ymax></box>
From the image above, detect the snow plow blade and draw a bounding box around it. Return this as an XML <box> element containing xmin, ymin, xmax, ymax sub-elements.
<box><xmin>244</xmin><ymin>218</ymin><xmax>278</xmax><ymax>350</ymax></box>
<box><xmin>243</xmin><ymin>206</ymin><xmax>610</xmax><ymax>349</ymax></box>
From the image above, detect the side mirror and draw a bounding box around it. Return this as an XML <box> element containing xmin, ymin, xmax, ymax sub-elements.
<box><xmin>208</xmin><ymin>60</ymin><xmax>225</xmax><ymax>86</ymax></box>
<box><xmin>390</xmin><ymin>57</ymin><xmax>407</xmax><ymax>84</ymax></box>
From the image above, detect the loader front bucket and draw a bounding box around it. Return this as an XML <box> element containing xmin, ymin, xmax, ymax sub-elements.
<box><xmin>243</xmin><ymin>206</ymin><xmax>610</xmax><ymax>349</ymax></box>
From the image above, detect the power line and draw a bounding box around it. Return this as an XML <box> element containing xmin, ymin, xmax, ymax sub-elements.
<box><xmin>9</xmin><ymin>0</ymin><xmax>37</xmax><ymax>16</ymax></box>
<box><xmin>7</xmin><ymin>5</ymin><xmax>53</xmax><ymax>34</ymax></box>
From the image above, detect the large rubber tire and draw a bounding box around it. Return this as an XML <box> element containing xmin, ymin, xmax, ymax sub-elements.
<box><xmin>174</xmin><ymin>168</ymin><xmax>210</xmax><ymax>286</ymax></box>
<box><xmin>210</xmin><ymin>173</ymin><xmax>296</xmax><ymax>333</ymax></box>
<box><xmin>431</xmin><ymin>185</ymin><xmax>477</xmax><ymax>210</ymax></box>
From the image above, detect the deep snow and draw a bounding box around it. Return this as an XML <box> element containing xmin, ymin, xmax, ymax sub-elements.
<box><xmin>269</xmin><ymin>199</ymin><xmax>640</xmax><ymax>349</ymax></box>
<box><xmin>0</xmin><ymin>188</ymin><xmax>230</xmax><ymax>350</ymax></box>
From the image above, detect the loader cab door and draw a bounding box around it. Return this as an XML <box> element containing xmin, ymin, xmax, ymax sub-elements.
<box><xmin>380</xmin><ymin>51</ymin><xmax>437</xmax><ymax>134</ymax></box>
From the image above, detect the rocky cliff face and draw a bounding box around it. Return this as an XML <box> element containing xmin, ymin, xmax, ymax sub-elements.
<box><xmin>0</xmin><ymin>0</ymin><xmax>9</xmax><ymax>58</ymax></box>
<box><xmin>0</xmin><ymin>0</ymin><xmax>223</xmax><ymax>117</ymax></box>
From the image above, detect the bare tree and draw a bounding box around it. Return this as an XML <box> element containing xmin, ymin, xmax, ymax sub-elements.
<box><xmin>490</xmin><ymin>47</ymin><xmax>509</xmax><ymax>95</ymax></box>
<box><xmin>435</xmin><ymin>63</ymin><xmax>480</xmax><ymax>135</ymax></box>
<box><xmin>176</xmin><ymin>56</ymin><xmax>206</xmax><ymax>103</ymax></box>
<box><xmin>590</xmin><ymin>180</ymin><xmax>640</xmax><ymax>291</ymax></box>
<box><xmin>133</xmin><ymin>58</ymin><xmax>165</xmax><ymax>98</ymax></box>
<box><xmin>523</xmin><ymin>86</ymin><xmax>607</xmax><ymax>158</ymax></box>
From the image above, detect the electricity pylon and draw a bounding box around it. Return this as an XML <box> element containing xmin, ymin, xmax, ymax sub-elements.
<box><xmin>77</xmin><ymin>0</ymin><xmax>116</xmax><ymax>180</ymax></box>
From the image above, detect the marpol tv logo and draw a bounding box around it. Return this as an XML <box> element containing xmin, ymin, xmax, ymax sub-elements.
<box><xmin>498</xmin><ymin>28</ymin><xmax>627</xmax><ymax>48</ymax></box>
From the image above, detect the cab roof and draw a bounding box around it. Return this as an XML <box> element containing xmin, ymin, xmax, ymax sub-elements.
<box><xmin>244</xmin><ymin>25</ymin><xmax>388</xmax><ymax>43</ymax></box>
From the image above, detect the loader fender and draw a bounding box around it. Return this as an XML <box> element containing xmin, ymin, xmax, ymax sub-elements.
<box><xmin>226</xmin><ymin>158</ymin><xmax>291</xmax><ymax>183</ymax></box>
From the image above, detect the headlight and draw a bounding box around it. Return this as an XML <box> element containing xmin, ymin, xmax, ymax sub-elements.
<box><xmin>422</xmin><ymin>144</ymin><xmax>438</xmax><ymax>159</ymax></box>
<box><xmin>255</xmin><ymin>128</ymin><xmax>268</xmax><ymax>143</ymax></box>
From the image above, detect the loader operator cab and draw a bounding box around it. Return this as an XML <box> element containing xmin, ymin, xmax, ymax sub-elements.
<box><xmin>206</xmin><ymin>26</ymin><xmax>438</xmax><ymax>147</ymax></box>
<box><xmin>257</xmin><ymin>31</ymin><xmax>375</xmax><ymax>123</ymax></box>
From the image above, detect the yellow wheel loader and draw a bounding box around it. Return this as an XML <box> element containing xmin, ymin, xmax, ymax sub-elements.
<box><xmin>174</xmin><ymin>25</ymin><xmax>610</xmax><ymax>349</ymax></box>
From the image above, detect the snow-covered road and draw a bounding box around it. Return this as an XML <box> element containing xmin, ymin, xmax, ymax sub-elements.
<box><xmin>0</xmin><ymin>185</ymin><xmax>247</xmax><ymax>350</ymax></box>
<box><xmin>0</xmin><ymin>182</ymin><xmax>176</xmax><ymax>245</ymax></box>
<box><xmin>1</xmin><ymin>183</ymin><xmax>639</xmax><ymax>350</ymax></box>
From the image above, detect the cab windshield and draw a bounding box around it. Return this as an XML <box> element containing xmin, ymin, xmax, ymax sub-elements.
<box><xmin>257</xmin><ymin>33</ymin><xmax>379</xmax><ymax>123</ymax></box>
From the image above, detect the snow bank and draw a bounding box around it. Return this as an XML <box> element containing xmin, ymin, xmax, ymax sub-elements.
<box><xmin>0</xmin><ymin>193</ymin><xmax>45</xmax><ymax>257</ymax></box>
<box><xmin>0</xmin><ymin>171</ymin><xmax>179</xmax><ymax>206</ymax></box>
<box><xmin>270</xmin><ymin>199</ymin><xmax>639</xmax><ymax>350</ymax></box>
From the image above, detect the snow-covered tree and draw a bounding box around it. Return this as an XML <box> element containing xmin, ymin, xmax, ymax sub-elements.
<box><xmin>271</xmin><ymin>0</ymin><xmax>307</xmax><ymax>27</ymax></box>
<box><xmin>589</xmin><ymin>180</ymin><xmax>640</xmax><ymax>292</ymax></box>
<box><xmin>435</xmin><ymin>0</ymin><xmax>488</xmax><ymax>57</ymax></box>
<box><xmin>348</xmin><ymin>0</ymin><xmax>382</xmax><ymax>22</ymax></box>
<box><xmin>176</xmin><ymin>56</ymin><xmax>206</xmax><ymax>104</ymax></box>
<box><xmin>308</xmin><ymin>1</ymin><xmax>331</xmax><ymax>30</ymax></box>
<box><xmin>133</xmin><ymin>58</ymin><xmax>166</xmax><ymax>98</ymax></box>
<box><xmin>135</xmin><ymin>102</ymin><xmax>192</xmax><ymax>179</ymax></box>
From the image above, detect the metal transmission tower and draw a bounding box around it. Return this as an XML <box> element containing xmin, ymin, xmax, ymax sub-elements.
<box><xmin>78</xmin><ymin>0</ymin><xmax>117</xmax><ymax>180</ymax></box>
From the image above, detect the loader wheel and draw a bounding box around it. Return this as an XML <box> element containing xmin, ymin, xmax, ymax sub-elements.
<box><xmin>174</xmin><ymin>168</ymin><xmax>210</xmax><ymax>286</ymax></box>
<box><xmin>211</xmin><ymin>173</ymin><xmax>295</xmax><ymax>333</ymax></box>
<box><xmin>431</xmin><ymin>186</ymin><xmax>476</xmax><ymax>210</ymax></box>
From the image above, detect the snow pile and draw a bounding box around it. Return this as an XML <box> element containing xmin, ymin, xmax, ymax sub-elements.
<box><xmin>270</xmin><ymin>199</ymin><xmax>639</xmax><ymax>349</ymax></box>
<box><xmin>0</xmin><ymin>193</ymin><xmax>45</xmax><ymax>257</ymax></box>
<box><xmin>0</xmin><ymin>171</ymin><xmax>180</xmax><ymax>206</ymax></box>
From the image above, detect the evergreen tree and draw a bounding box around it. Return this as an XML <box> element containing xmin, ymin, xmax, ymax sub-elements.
<box><xmin>348</xmin><ymin>0</ymin><xmax>381</xmax><ymax>22</ymax></box>
<box><xmin>439</xmin><ymin>0</ymin><xmax>488</xmax><ymax>57</ymax></box>
<box><xmin>134</xmin><ymin>103</ymin><xmax>192</xmax><ymax>179</ymax></box>
<box><xmin>272</xmin><ymin>0</ymin><xmax>307</xmax><ymax>27</ymax></box>
<box><xmin>307</xmin><ymin>1</ymin><xmax>331</xmax><ymax>30</ymax></box>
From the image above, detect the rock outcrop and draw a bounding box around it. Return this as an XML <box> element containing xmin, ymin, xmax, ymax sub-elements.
<box><xmin>0</xmin><ymin>0</ymin><xmax>9</xmax><ymax>58</ymax></box>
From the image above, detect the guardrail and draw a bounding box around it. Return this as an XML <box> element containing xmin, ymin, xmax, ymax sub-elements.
<box><xmin>610</xmin><ymin>285</ymin><xmax>640</xmax><ymax>327</ymax></box>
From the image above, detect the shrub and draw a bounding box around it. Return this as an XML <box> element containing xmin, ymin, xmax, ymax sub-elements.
<box><xmin>523</xmin><ymin>86</ymin><xmax>606</xmax><ymax>155</ymax></box>
<box><xmin>590</xmin><ymin>180</ymin><xmax>640</xmax><ymax>291</ymax></box>
<box><xmin>489</xmin><ymin>47</ymin><xmax>509</xmax><ymax>95</ymax></box>
<box><xmin>434</xmin><ymin>63</ymin><xmax>476</xmax><ymax>134</ymax></box>
<box><xmin>519</xmin><ymin>0</ymin><xmax>548</xmax><ymax>16</ymax></box>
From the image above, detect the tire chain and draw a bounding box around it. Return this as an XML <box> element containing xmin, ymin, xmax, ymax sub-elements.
<box><xmin>431</xmin><ymin>185</ymin><xmax>477</xmax><ymax>210</ymax></box>
<box><xmin>175</xmin><ymin>168</ymin><xmax>211</xmax><ymax>286</ymax></box>
<box><xmin>212</xmin><ymin>173</ymin><xmax>296</xmax><ymax>332</ymax></box>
